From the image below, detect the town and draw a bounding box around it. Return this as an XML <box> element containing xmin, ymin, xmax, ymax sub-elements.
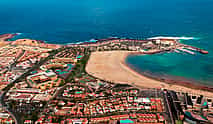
<box><xmin>0</xmin><ymin>34</ymin><xmax>212</xmax><ymax>124</ymax></box>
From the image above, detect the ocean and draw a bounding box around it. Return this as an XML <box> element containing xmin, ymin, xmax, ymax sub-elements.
<box><xmin>0</xmin><ymin>0</ymin><xmax>212</xmax><ymax>86</ymax></box>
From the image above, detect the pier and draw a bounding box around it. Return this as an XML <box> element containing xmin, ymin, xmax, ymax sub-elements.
<box><xmin>182</xmin><ymin>45</ymin><xmax>209</xmax><ymax>54</ymax></box>
<box><xmin>177</xmin><ymin>48</ymin><xmax>195</xmax><ymax>55</ymax></box>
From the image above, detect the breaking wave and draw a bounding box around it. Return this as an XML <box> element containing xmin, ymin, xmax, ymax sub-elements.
<box><xmin>16</xmin><ymin>33</ymin><xmax>23</xmax><ymax>35</ymax></box>
<box><xmin>148</xmin><ymin>36</ymin><xmax>199</xmax><ymax>40</ymax></box>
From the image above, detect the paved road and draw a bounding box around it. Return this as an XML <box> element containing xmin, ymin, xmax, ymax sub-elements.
<box><xmin>163</xmin><ymin>90</ymin><xmax>175</xmax><ymax>124</ymax></box>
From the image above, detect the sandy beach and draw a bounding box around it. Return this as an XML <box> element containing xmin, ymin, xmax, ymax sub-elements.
<box><xmin>86</xmin><ymin>51</ymin><xmax>213</xmax><ymax>97</ymax></box>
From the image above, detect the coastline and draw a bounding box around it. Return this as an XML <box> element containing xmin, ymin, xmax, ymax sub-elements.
<box><xmin>86</xmin><ymin>51</ymin><xmax>213</xmax><ymax>97</ymax></box>
<box><xmin>0</xmin><ymin>33</ymin><xmax>18</xmax><ymax>41</ymax></box>
<box><xmin>1</xmin><ymin>33</ymin><xmax>213</xmax><ymax>97</ymax></box>
<box><xmin>125</xmin><ymin>54</ymin><xmax>213</xmax><ymax>92</ymax></box>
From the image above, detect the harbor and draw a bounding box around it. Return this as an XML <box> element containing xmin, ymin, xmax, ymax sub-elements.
<box><xmin>74</xmin><ymin>37</ymin><xmax>209</xmax><ymax>56</ymax></box>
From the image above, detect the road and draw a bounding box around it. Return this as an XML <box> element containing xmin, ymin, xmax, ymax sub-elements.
<box><xmin>163</xmin><ymin>90</ymin><xmax>175</xmax><ymax>124</ymax></box>
<box><xmin>0</xmin><ymin>93</ymin><xmax>18</xmax><ymax>124</ymax></box>
<box><xmin>0</xmin><ymin>48</ymin><xmax>63</xmax><ymax>124</ymax></box>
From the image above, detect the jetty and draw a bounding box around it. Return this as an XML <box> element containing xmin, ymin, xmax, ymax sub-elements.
<box><xmin>174</xmin><ymin>49</ymin><xmax>180</xmax><ymax>53</ymax></box>
<box><xmin>183</xmin><ymin>45</ymin><xmax>209</xmax><ymax>54</ymax></box>
<box><xmin>177</xmin><ymin>48</ymin><xmax>195</xmax><ymax>55</ymax></box>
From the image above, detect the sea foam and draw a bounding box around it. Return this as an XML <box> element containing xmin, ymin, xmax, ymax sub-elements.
<box><xmin>16</xmin><ymin>33</ymin><xmax>23</xmax><ymax>35</ymax></box>
<box><xmin>148</xmin><ymin>36</ymin><xmax>199</xmax><ymax>40</ymax></box>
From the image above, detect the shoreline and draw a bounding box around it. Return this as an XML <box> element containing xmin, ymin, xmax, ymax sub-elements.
<box><xmin>123</xmin><ymin>53</ymin><xmax>213</xmax><ymax>92</ymax></box>
<box><xmin>86</xmin><ymin>51</ymin><xmax>213</xmax><ymax>97</ymax></box>
<box><xmin>0</xmin><ymin>33</ymin><xmax>18</xmax><ymax>41</ymax></box>
<box><xmin>1</xmin><ymin>33</ymin><xmax>213</xmax><ymax>96</ymax></box>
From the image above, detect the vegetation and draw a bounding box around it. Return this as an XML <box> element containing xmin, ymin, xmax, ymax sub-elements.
<box><xmin>65</xmin><ymin>51</ymin><xmax>91</xmax><ymax>82</ymax></box>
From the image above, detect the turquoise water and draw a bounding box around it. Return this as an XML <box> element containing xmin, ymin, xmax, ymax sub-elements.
<box><xmin>126</xmin><ymin>52</ymin><xmax>213</xmax><ymax>86</ymax></box>
<box><xmin>55</xmin><ymin>64</ymin><xmax>74</xmax><ymax>75</ymax></box>
<box><xmin>0</xmin><ymin>0</ymin><xmax>212</xmax><ymax>85</ymax></box>
<box><xmin>77</xmin><ymin>55</ymin><xmax>83</xmax><ymax>59</ymax></box>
